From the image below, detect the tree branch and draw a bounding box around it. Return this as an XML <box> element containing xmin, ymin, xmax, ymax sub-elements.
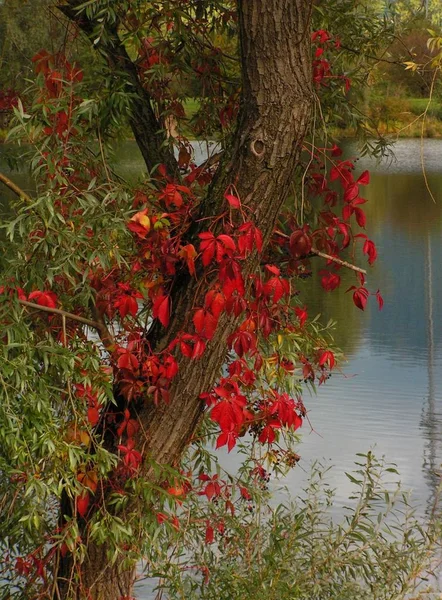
<box><xmin>340</xmin><ymin>44</ymin><xmax>403</xmax><ymax>66</ymax></box>
<box><xmin>18</xmin><ymin>299</ymin><xmax>101</xmax><ymax>328</ymax></box>
<box><xmin>18</xmin><ymin>298</ymin><xmax>117</xmax><ymax>353</ymax></box>
<box><xmin>57</xmin><ymin>1</ymin><xmax>178</xmax><ymax>175</ymax></box>
<box><xmin>89</xmin><ymin>302</ymin><xmax>116</xmax><ymax>355</ymax></box>
<box><xmin>0</xmin><ymin>172</ymin><xmax>32</xmax><ymax>203</ymax></box>
<box><xmin>16</xmin><ymin>299</ymin><xmax>111</xmax><ymax>349</ymax></box>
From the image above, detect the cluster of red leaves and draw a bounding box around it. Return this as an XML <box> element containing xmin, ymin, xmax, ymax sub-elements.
<box><xmin>32</xmin><ymin>49</ymin><xmax>83</xmax><ymax>98</ymax></box>
<box><xmin>312</xmin><ymin>30</ymin><xmax>350</xmax><ymax>92</ymax></box>
<box><xmin>292</xmin><ymin>141</ymin><xmax>383</xmax><ymax>310</ymax></box>
<box><xmin>0</xmin><ymin>89</ymin><xmax>19</xmax><ymax>111</ymax></box>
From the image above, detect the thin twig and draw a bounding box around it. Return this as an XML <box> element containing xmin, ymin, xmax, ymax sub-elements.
<box><xmin>274</xmin><ymin>230</ymin><xmax>367</xmax><ymax>274</ymax></box>
<box><xmin>0</xmin><ymin>172</ymin><xmax>32</xmax><ymax>203</ymax></box>
<box><xmin>310</xmin><ymin>247</ymin><xmax>367</xmax><ymax>274</ymax></box>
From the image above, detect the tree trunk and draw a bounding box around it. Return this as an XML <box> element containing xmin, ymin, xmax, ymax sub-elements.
<box><xmin>57</xmin><ymin>1</ymin><xmax>313</xmax><ymax>597</ymax></box>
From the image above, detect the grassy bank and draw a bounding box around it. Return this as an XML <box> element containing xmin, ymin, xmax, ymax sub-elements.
<box><xmin>332</xmin><ymin>96</ymin><xmax>442</xmax><ymax>139</ymax></box>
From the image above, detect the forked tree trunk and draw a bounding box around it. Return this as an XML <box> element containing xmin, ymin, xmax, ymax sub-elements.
<box><xmin>58</xmin><ymin>0</ymin><xmax>313</xmax><ymax>597</ymax></box>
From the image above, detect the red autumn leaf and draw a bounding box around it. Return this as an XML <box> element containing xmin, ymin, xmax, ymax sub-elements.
<box><xmin>167</xmin><ymin>485</ymin><xmax>185</xmax><ymax>498</ymax></box>
<box><xmin>265</xmin><ymin>264</ymin><xmax>280</xmax><ymax>276</ymax></box>
<box><xmin>199</xmin><ymin>232</ymin><xmax>236</xmax><ymax>266</ymax></box>
<box><xmin>224</xmin><ymin>191</ymin><xmax>241</xmax><ymax>208</ymax></box>
<box><xmin>342</xmin><ymin>204</ymin><xmax>354</xmax><ymax>221</ymax></box>
<box><xmin>240</xmin><ymin>486</ymin><xmax>252</xmax><ymax>500</ymax></box>
<box><xmin>87</xmin><ymin>406</ymin><xmax>100</xmax><ymax>426</ymax></box>
<box><xmin>264</xmin><ymin>276</ymin><xmax>287</xmax><ymax>304</ymax></box>
<box><xmin>363</xmin><ymin>239</ymin><xmax>377</xmax><ymax>265</ymax></box>
<box><xmin>337</xmin><ymin>222</ymin><xmax>351</xmax><ymax>248</ymax></box>
<box><xmin>156</xmin><ymin>512</ymin><xmax>168</xmax><ymax>524</ymax></box>
<box><xmin>354</xmin><ymin>207</ymin><xmax>366</xmax><ymax>228</ymax></box>
<box><xmin>330</xmin><ymin>143</ymin><xmax>343</xmax><ymax>157</ymax></box>
<box><xmin>127</xmin><ymin>209</ymin><xmax>150</xmax><ymax>239</ymax></box>
<box><xmin>344</xmin><ymin>183</ymin><xmax>359</xmax><ymax>203</ymax></box>
<box><xmin>258</xmin><ymin>422</ymin><xmax>280</xmax><ymax>444</ymax></box>
<box><xmin>205</xmin><ymin>290</ymin><xmax>225</xmax><ymax>318</ymax></box>
<box><xmin>180</xmin><ymin>340</ymin><xmax>193</xmax><ymax>358</ymax></box>
<box><xmin>319</xmin><ymin>349</ymin><xmax>335</xmax><ymax>369</ymax></box>
<box><xmin>229</xmin><ymin>330</ymin><xmax>256</xmax><ymax>357</ymax></box>
<box><xmin>205</xmin><ymin>523</ymin><xmax>215</xmax><ymax>544</ymax></box>
<box><xmin>376</xmin><ymin>289</ymin><xmax>384</xmax><ymax>310</ymax></box>
<box><xmin>330</xmin><ymin>166</ymin><xmax>341</xmax><ymax>182</ymax></box>
<box><xmin>357</xmin><ymin>270</ymin><xmax>366</xmax><ymax>286</ymax></box>
<box><xmin>203</xmin><ymin>312</ymin><xmax>218</xmax><ymax>340</ymax></box>
<box><xmin>77</xmin><ymin>493</ymin><xmax>90</xmax><ymax>518</ymax></box>
<box><xmin>179</xmin><ymin>334</ymin><xmax>206</xmax><ymax>359</ymax></box>
<box><xmin>153</xmin><ymin>293</ymin><xmax>170</xmax><ymax>327</ymax></box>
<box><xmin>28</xmin><ymin>290</ymin><xmax>58</xmax><ymax>308</ymax></box>
<box><xmin>217</xmin><ymin>234</ymin><xmax>236</xmax><ymax>252</ymax></box>
<box><xmin>127</xmin><ymin>418</ymin><xmax>140</xmax><ymax>438</ymax></box>
<box><xmin>199</xmin><ymin>231</ymin><xmax>216</xmax><ymax>266</ymax></box>
<box><xmin>295</xmin><ymin>306</ymin><xmax>308</xmax><ymax>327</ymax></box>
<box><xmin>237</xmin><ymin>221</ymin><xmax>263</xmax><ymax>256</ymax></box>
<box><xmin>215</xmin><ymin>429</ymin><xmax>238</xmax><ymax>452</ymax></box>
<box><xmin>179</xmin><ymin>244</ymin><xmax>197</xmax><ymax>276</ymax></box>
<box><xmin>117</xmin><ymin>350</ymin><xmax>139</xmax><ymax>371</ymax></box>
<box><xmin>163</xmin><ymin>354</ymin><xmax>179</xmax><ymax>379</ymax></box>
<box><xmin>347</xmin><ymin>286</ymin><xmax>369</xmax><ymax>311</ymax></box>
<box><xmin>118</xmin><ymin>438</ymin><xmax>142</xmax><ymax>470</ymax></box>
<box><xmin>320</xmin><ymin>271</ymin><xmax>341</xmax><ymax>292</ymax></box>
<box><xmin>202</xmin><ymin>480</ymin><xmax>221</xmax><ymax>501</ymax></box>
<box><xmin>289</xmin><ymin>228</ymin><xmax>312</xmax><ymax>258</ymax></box>
<box><xmin>159</xmin><ymin>183</ymin><xmax>187</xmax><ymax>208</ymax></box>
<box><xmin>115</xmin><ymin>294</ymin><xmax>139</xmax><ymax>319</ymax></box>
<box><xmin>357</xmin><ymin>170</ymin><xmax>370</xmax><ymax>185</ymax></box>
<box><xmin>193</xmin><ymin>308</ymin><xmax>206</xmax><ymax>334</ymax></box>
<box><xmin>211</xmin><ymin>395</ymin><xmax>247</xmax><ymax>432</ymax></box>
<box><xmin>193</xmin><ymin>308</ymin><xmax>218</xmax><ymax>340</ymax></box>
<box><xmin>192</xmin><ymin>338</ymin><xmax>206</xmax><ymax>359</ymax></box>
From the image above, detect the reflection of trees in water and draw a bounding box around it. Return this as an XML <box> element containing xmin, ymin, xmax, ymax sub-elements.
<box><xmin>363</xmin><ymin>173</ymin><xmax>442</xmax><ymax>359</ymax></box>
<box><xmin>420</xmin><ymin>234</ymin><xmax>442</xmax><ymax>516</ymax></box>
<box><xmin>366</xmin><ymin>174</ymin><xmax>442</xmax><ymax>238</ymax></box>
<box><xmin>297</xmin><ymin>265</ymin><xmax>363</xmax><ymax>356</ymax></box>
<box><xmin>298</xmin><ymin>171</ymin><xmax>442</xmax><ymax>360</ymax></box>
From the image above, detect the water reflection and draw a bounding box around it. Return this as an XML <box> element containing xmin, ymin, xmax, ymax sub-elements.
<box><xmin>287</xmin><ymin>141</ymin><xmax>442</xmax><ymax>516</ymax></box>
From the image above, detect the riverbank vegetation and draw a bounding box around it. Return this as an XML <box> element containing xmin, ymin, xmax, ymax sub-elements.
<box><xmin>154</xmin><ymin>454</ymin><xmax>441</xmax><ymax>600</ymax></box>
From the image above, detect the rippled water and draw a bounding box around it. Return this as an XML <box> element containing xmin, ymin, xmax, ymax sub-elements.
<box><xmin>1</xmin><ymin>138</ymin><xmax>441</xmax><ymax>597</ymax></box>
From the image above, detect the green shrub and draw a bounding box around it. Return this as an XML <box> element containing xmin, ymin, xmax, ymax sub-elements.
<box><xmin>368</xmin><ymin>96</ymin><xmax>412</xmax><ymax>128</ymax></box>
<box><xmin>157</xmin><ymin>454</ymin><xmax>441</xmax><ymax>600</ymax></box>
<box><xmin>408</xmin><ymin>98</ymin><xmax>442</xmax><ymax>120</ymax></box>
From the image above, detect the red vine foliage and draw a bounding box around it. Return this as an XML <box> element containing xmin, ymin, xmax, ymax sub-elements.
<box><xmin>0</xmin><ymin>12</ymin><xmax>383</xmax><ymax>593</ymax></box>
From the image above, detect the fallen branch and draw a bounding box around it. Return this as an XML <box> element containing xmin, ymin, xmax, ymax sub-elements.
<box><xmin>0</xmin><ymin>172</ymin><xmax>32</xmax><ymax>203</ymax></box>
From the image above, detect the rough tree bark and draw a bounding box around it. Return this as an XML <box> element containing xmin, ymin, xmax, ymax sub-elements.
<box><xmin>57</xmin><ymin>0</ymin><xmax>313</xmax><ymax>597</ymax></box>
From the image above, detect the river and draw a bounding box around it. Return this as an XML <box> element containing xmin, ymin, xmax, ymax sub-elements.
<box><xmin>1</xmin><ymin>138</ymin><xmax>441</xmax><ymax>597</ymax></box>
